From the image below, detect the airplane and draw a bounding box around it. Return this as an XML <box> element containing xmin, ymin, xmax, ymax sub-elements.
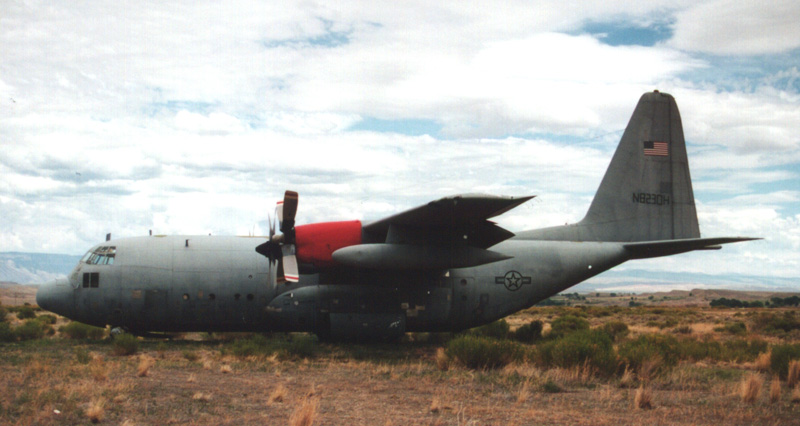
<box><xmin>36</xmin><ymin>91</ymin><xmax>758</xmax><ymax>340</ymax></box>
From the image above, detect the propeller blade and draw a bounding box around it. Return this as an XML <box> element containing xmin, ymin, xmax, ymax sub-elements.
<box><xmin>276</xmin><ymin>257</ymin><xmax>286</xmax><ymax>284</ymax></box>
<box><xmin>268</xmin><ymin>212</ymin><xmax>275</xmax><ymax>240</ymax></box>
<box><xmin>276</xmin><ymin>201</ymin><xmax>284</xmax><ymax>225</ymax></box>
<box><xmin>280</xmin><ymin>190</ymin><xmax>298</xmax><ymax>236</ymax></box>
<box><xmin>281</xmin><ymin>244</ymin><xmax>299</xmax><ymax>283</ymax></box>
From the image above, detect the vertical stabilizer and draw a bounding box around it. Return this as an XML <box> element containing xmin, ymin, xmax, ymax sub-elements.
<box><xmin>578</xmin><ymin>91</ymin><xmax>700</xmax><ymax>242</ymax></box>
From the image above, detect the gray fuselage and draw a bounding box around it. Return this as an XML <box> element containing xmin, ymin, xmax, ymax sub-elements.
<box><xmin>37</xmin><ymin>234</ymin><xmax>629</xmax><ymax>338</ymax></box>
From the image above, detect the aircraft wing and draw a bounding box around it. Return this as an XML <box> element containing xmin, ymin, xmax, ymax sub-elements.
<box><xmin>362</xmin><ymin>194</ymin><xmax>534</xmax><ymax>248</ymax></box>
<box><xmin>331</xmin><ymin>194</ymin><xmax>534</xmax><ymax>270</ymax></box>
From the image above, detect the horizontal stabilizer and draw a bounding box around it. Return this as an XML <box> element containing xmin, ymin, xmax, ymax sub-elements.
<box><xmin>624</xmin><ymin>237</ymin><xmax>761</xmax><ymax>259</ymax></box>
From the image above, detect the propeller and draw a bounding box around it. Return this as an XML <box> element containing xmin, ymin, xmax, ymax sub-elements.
<box><xmin>255</xmin><ymin>190</ymin><xmax>300</xmax><ymax>283</ymax></box>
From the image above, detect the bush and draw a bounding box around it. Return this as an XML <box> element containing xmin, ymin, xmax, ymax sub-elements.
<box><xmin>770</xmin><ymin>344</ymin><xmax>800</xmax><ymax>379</ymax></box>
<box><xmin>111</xmin><ymin>334</ymin><xmax>139</xmax><ymax>356</ymax></box>
<box><xmin>36</xmin><ymin>314</ymin><xmax>57</xmax><ymax>325</ymax></box>
<box><xmin>226</xmin><ymin>333</ymin><xmax>318</xmax><ymax>360</ymax></box>
<box><xmin>513</xmin><ymin>320</ymin><xmax>543</xmax><ymax>343</ymax></box>
<box><xmin>0</xmin><ymin>303</ymin><xmax>7</xmax><ymax>323</ymax></box>
<box><xmin>16</xmin><ymin>306</ymin><xmax>36</xmax><ymax>320</ymax></box>
<box><xmin>15</xmin><ymin>319</ymin><xmax>45</xmax><ymax>341</ymax></box>
<box><xmin>468</xmin><ymin>319</ymin><xmax>511</xmax><ymax>340</ymax></box>
<box><xmin>0</xmin><ymin>322</ymin><xmax>15</xmax><ymax>342</ymax></box>
<box><xmin>446</xmin><ymin>335</ymin><xmax>524</xmax><ymax>369</ymax></box>
<box><xmin>723</xmin><ymin>339</ymin><xmax>768</xmax><ymax>362</ymax></box>
<box><xmin>537</xmin><ymin>329</ymin><xmax>617</xmax><ymax>375</ymax></box>
<box><xmin>601</xmin><ymin>321</ymin><xmax>629</xmax><ymax>342</ymax></box>
<box><xmin>285</xmin><ymin>334</ymin><xmax>319</xmax><ymax>358</ymax></box>
<box><xmin>59</xmin><ymin>322</ymin><xmax>106</xmax><ymax>340</ymax></box>
<box><xmin>548</xmin><ymin>315</ymin><xmax>590</xmax><ymax>339</ymax></box>
<box><xmin>751</xmin><ymin>312</ymin><xmax>800</xmax><ymax>335</ymax></box>
<box><xmin>715</xmin><ymin>321</ymin><xmax>747</xmax><ymax>335</ymax></box>
<box><xmin>618</xmin><ymin>334</ymin><xmax>681</xmax><ymax>376</ymax></box>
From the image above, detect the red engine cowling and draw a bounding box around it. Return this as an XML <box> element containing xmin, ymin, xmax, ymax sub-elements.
<box><xmin>295</xmin><ymin>220</ymin><xmax>362</xmax><ymax>267</ymax></box>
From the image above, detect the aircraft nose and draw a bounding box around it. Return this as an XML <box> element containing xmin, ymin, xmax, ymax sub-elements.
<box><xmin>36</xmin><ymin>278</ymin><xmax>73</xmax><ymax>317</ymax></box>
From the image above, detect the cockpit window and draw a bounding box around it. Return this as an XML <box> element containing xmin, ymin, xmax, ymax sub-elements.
<box><xmin>83</xmin><ymin>246</ymin><xmax>116</xmax><ymax>265</ymax></box>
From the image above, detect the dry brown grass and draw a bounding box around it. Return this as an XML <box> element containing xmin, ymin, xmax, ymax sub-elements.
<box><xmin>792</xmin><ymin>386</ymin><xmax>800</xmax><ymax>403</ymax></box>
<box><xmin>430</xmin><ymin>396</ymin><xmax>442</xmax><ymax>413</ymax></box>
<box><xmin>219</xmin><ymin>364</ymin><xmax>233</xmax><ymax>374</ymax></box>
<box><xmin>740</xmin><ymin>374</ymin><xmax>763</xmax><ymax>404</ymax></box>
<box><xmin>619</xmin><ymin>366</ymin><xmax>635</xmax><ymax>388</ymax></box>
<box><xmin>638</xmin><ymin>357</ymin><xmax>661</xmax><ymax>383</ymax></box>
<box><xmin>435</xmin><ymin>347</ymin><xmax>449</xmax><ymax>371</ymax></box>
<box><xmin>788</xmin><ymin>360</ymin><xmax>800</xmax><ymax>388</ymax></box>
<box><xmin>86</xmin><ymin>397</ymin><xmax>105</xmax><ymax>423</ymax></box>
<box><xmin>769</xmin><ymin>378</ymin><xmax>781</xmax><ymax>403</ymax></box>
<box><xmin>192</xmin><ymin>392</ymin><xmax>211</xmax><ymax>402</ymax></box>
<box><xmin>755</xmin><ymin>351</ymin><xmax>771</xmax><ymax>372</ymax></box>
<box><xmin>634</xmin><ymin>385</ymin><xmax>652</xmax><ymax>409</ymax></box>
<box><xmin>289</xmin><ymin>397</ymin><xmax>319</xmax><ymax>426</ymax></box>
<box><xmin>137</xmin><ymin>355</ymin><xmax>154</xmax><ymax>377</ymax></box>
<box><xmin>6</xmin><ymin>305</ymin><xmax>800</xmax><ymax>425</ymax></box>
<box><xmin>515</xmin><ymin>381</ymin><xmax>531</xmax><ymax>404</ymax></box>
<box><xmin>269</xmin><ymin>384</ymin><xmax>287</xmax><ymax>404</ymax></box>
<box><xmin>90</xmin><ymin>361</ymin><xmax>109</xmax><ymax>382</ymax></box>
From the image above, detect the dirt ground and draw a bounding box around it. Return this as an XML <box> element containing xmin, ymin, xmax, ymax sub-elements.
<box><xmin>3</xmin><ymin>304</ymin><xmax>800</xmax><ymax>425</ymax></box>
<box><xmin>2</xmin><ymin>341</ymin><xmax>799</xmax><ymax>426</ymax></box>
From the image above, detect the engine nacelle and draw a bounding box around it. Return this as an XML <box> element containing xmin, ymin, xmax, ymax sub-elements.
<box><xmin>295</xmin><ymin>220</ymin><xmax>362</xmax><ymax>267</ymax></box>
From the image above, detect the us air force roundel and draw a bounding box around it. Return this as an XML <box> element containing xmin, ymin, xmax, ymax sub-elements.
<box><xmin>495</xmin><ymin>270</ymin><xmax>532</xmax><ymax>291</ymax></box>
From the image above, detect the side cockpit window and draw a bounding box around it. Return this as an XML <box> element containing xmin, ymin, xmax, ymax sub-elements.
<box><xmin>83</xmin><ymin>246</ymin><xmax>116</xmax><ymax>265</ymax></box>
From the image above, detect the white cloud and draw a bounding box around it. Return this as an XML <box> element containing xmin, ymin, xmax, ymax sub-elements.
<box><xmin>670</xmin><ymin>0</ymin><xmax>800</xmax><ymax>54</ymax></box>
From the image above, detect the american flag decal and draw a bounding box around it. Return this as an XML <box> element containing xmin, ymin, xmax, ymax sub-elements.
<box><xmin>643</xmin><ymin>141</ymin><xmax>669</xmax><ymax>156</ymax></box>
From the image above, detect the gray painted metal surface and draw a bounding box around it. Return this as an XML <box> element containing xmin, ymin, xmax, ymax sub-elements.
<box><xmin>36</xmin><ymin>92</ymin><xmax>757</xmax><ymax>339</ymax></box>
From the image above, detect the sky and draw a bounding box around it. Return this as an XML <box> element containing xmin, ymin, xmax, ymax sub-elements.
<box><xmin>1</xmin><ymin>1</ymin><xmax>799</xmax><ymax>290</ymax></box>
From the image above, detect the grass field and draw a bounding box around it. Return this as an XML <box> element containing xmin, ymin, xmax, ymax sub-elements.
<box><xmin>1</xmin><ymin>301</ymin><xmax>800</xmax><ymax>425</ymax></box>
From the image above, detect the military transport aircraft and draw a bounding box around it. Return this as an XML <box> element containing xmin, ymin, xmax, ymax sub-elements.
<box><xmin>37</xmin><ymin>91</ymin><xmax>757</xmax><ymax>340</ymax></box>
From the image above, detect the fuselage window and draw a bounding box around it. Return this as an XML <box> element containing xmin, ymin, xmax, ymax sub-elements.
<box><xmin>83</xmin><ymin>272</ymin><xmax>99</xmax><ymax>288</ymax></box>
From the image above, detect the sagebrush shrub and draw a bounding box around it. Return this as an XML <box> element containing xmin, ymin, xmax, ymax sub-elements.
<box><xmin>537</xmin><ymin>329</ymin><xmax>617</xmax><ymax>376</ymax></box>
<box><xmin>16</xmin><ymin>306</ymin><xmax>36</xmax><ymax>320</ymax></box>
<box><xmin>59</xmin><ymin>322</ymin><xmax>106</xmax><ymax>340</ymax></box>
<box><xmin>469</xmin><ymin>319</ymin><xmax>511</xmax><ymax>339</ymax></box>
<box><xmin>548</xmin><ymin>315</ymin><xmax>590</xmax><ymax>339</ymax></box>
<box><xmin>618</xmin><ymin>334</ymin><xmax>680</xmax><ymax>377</ymax></box>
<box><xmin>446</xmin><ymin>335</ymin><xmax>524</xmax><ymax>369</ymax></box>
<box><xmin>769</xmin><ymin>343</ymin><xmax>800</xmax><ymax>379</ymax></box>
<box><xmin>0</xmin><ymin>322</ymin><xmax>16</xmax><ymax>342</ymax></box>
<box><xmin>513</xmin><ymin>320</ymin><xmax>543</xmax><ymax>343</ymax></box>
<box><xmin>15</xmin><ymin>319</ymin><xmax>45</xmax><ymax>341</ymax></box>
<box><xmin>601</xmin><ymin>320</ymin><xmax>629</xmax><ymax>341</ymax></box>
<box><xmin>111</xmin><ymin>333</ymin><xmax>139</xmax><ymax>356</ymax></box>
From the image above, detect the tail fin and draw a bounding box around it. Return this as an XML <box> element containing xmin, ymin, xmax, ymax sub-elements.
<box><xmin>521</xmin><ymin>91</ymin><xmax>701</xmax><ymax>243</ymax></box>
<box><xmin>579</xmin><ymin>91</ymin><xmax>699</xmax><ymax>242</ymax></box>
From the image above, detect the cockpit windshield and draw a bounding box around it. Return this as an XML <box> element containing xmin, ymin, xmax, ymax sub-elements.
<box><xmin>81</xmin><ymin>246</ymin><xmax>116</xmax><ymax>265</ymax></box>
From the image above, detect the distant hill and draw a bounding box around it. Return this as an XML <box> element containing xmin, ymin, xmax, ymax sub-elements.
<box><xmin>0</xmin><ymin>282</ymin><xmax>38</xmax><ymax>306</ymax></box>
<box><xmin>0</xmin><ymin>252</ymin><xmax>81</xmax><ymax>285</ymax></box>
